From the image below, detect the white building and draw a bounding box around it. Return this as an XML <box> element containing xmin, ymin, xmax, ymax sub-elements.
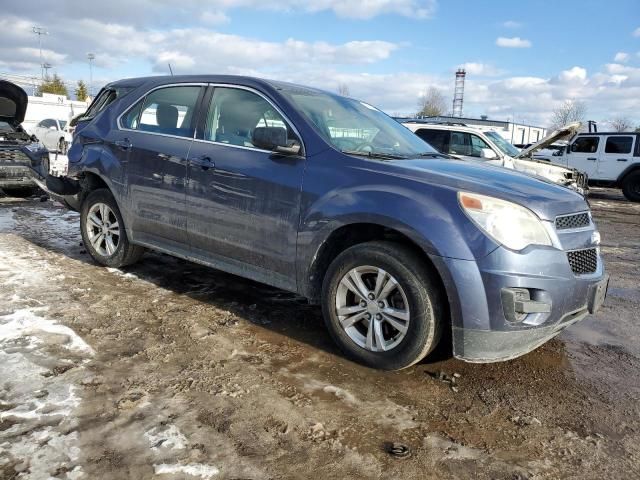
<box><xmin>1</xmin><ymin>73</ymin><xmax>90</xmax><ymax>133</ymax></box>
<box><xmin>400</xmin><ymin>115</ymin><xmax>547</xmax><ymax>145</ymax></box>
<box><xmin>23</xmin><ymin>93</ymin><xmax>89</xmax><ymax>133</ymax></box>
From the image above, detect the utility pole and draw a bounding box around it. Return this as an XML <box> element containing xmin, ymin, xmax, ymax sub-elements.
<box><xmin>32</xmin><ymin>26</ymin><xmax>49</xmax><ymax>81</ymax></box>
<box><xmin>42</xmin><ymin>63</ymin><xmax>52</xmax><ymax>79</ymax></box>
<box><xmin>87</xmin><ymin>53</ymin><xmax>95</xmax><ymax>96</ymax></box>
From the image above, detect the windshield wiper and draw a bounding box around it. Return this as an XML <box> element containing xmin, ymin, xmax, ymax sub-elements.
<box><xmin>341</xmin><ymin>150</ymin><xmax>409</xmax><ymax>160</ymax></box>
<box><xmin>416</xmin><ymin>152</ymin><xmax>443</xmax><ymax>158</ymax></box>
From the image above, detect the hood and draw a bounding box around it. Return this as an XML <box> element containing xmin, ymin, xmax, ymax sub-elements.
<box><xmin>0</xmin><ymin>80</ymin><xmax>28</xmax><ymax>126</ymax></box>
<box><xmin>515</xmin><ymin>122</ymin><xmax>581</xmax><ymax>159</ymax></box>
<box><xmin>384</xmin><ymin>157</ymin><xmax>587</xmax><ymax>221</ymax></box>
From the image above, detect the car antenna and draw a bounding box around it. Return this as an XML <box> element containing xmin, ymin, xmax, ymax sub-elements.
<box><xmin>168</xmin><ymin>63</ymin><xmax>174</xmax><ymax>76</ymax></box>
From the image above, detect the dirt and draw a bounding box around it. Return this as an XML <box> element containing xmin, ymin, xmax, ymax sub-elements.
<box><xmin>0</xmin><ymin>188</ymin><xmax>639</xmax><ymax>479</ymax></box>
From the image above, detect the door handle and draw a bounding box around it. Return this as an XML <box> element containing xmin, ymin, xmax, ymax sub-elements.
<box><xmin>115</xmin><ymin>138</ymin><xmax>132</xmax><ymax>150</ymax></box>
<box><xmin>191</xmin><ymin>156</ymin><xmax>214</xmax><ymax>171</ymax></box>
<box><xmin>617</xmin><ymin>158</ymin><xmax>628</xmax><ymax>162</ymax></box>
<box><xmin>587</xmin><ymin>157</ymin><xmax>597</xmax><ymax>161</ymax></box>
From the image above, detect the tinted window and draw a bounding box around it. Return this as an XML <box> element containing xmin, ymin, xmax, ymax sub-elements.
<box><xmin>572</xmin><ymin>137</ymin><xmax>599</xmax><ymax>153</ymax></box>
<box><xmin>41</xmin><ymin>119</ymin><xmax>57</xmax><ymax>129</ymax></box>
<box><xmin>81</xmin><ymin>86</ymin><xmax>134</xmax><ymax>122</ymax></box>
<box><xmin>204</xmin><ymin>87</ymin><xmax>298</xmax><ymax>148</ymax></box>
<box><xmin>415</xmin><ymin>129</ymin><xmax>448</xmax><ymax>153</ymax></box>
<box><xmin>605</xmin><ymin>136</ymin><xmax>633</xmax><ymax>154</ymax></box>
<box><xmin>137</xmin><ymin>86</ymin><xmax>202</xmax><ymax>138</ymax></box>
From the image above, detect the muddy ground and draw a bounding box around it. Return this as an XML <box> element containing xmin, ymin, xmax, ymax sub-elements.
<box><xmin>0</xmin><ymin>188</ymin><xmax>638</xmax><ymax>479</ymax></box>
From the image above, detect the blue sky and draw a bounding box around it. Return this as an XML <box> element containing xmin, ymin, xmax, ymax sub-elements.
<box><xmin>1</xmin><ymin>0</ymin><xmax>639</xmax><ymax>127</ymax></box>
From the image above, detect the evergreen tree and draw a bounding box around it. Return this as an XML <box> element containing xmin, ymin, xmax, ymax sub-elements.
<box><xmin>75</xmin><ymin>80</ymin><xmax>88</xmax><ymax>102</ymax></box>
<box><xmin>37</xmin><ymin>74</ymin><xmax>69</xmax><ymax>97</ymax></box>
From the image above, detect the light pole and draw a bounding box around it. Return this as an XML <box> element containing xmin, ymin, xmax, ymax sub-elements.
<box><xmin>32</xmin><ymin>26</ymin><xmax>49</xmax><ymax>81</ymax></box>
<box><xmin>87</xmin><ymin>53</ymin><xmax>95</xmax><ymax>96</ymax></box>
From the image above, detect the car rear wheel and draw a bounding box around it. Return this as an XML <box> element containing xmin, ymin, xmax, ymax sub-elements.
<box><xmin>621</xmin><ymin>171</ymin><xmax>640</xmax><ymax>202</ymax></box>
<box><xmin>80</xmin><ymin>188</ymin><xmax>144</xmax><ymax>267</ymax></box>
<box><xmin>321</xmin><ymin>241</ymin><xmax>444</xmax><ymax>370</ymax></box>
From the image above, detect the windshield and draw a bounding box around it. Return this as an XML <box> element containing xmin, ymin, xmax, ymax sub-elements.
<box><xmin>283</xmin><ymin>89</ymin><xmax>438</xmax><ymax>158</ymax></box>
<box><xmin>484</xmin><ymin>131</ymin><xmax>520</xmax><ymax>157</ymax></box>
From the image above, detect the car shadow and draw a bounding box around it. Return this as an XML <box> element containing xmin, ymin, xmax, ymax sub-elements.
<box><xmin>5</xmin><ymin>199</ymin><xmax>452</xmax><ymax>367</ymax></box>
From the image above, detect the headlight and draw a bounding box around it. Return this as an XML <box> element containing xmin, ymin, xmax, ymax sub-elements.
<box><xmin>458</xmin><ymin>192</ymin><xmax>552</xmax><ymax>251</ymax></box>
<box><xmin>24</xmin><ymin>142</ymin><xmax>45</xmax><ymax>153</ymax></box>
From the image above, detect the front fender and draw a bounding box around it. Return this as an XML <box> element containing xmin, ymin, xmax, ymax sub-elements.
<box><xmin>297</xmin><ymin>183</ymin><xmax>498</xmax><ymax>296</ymax></box>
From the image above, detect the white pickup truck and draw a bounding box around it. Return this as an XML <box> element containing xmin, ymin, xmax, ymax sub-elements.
<box><xmin>544</xmin><ymin>126</ymin><xmax>640</xmax><ymax>202</ymax></box>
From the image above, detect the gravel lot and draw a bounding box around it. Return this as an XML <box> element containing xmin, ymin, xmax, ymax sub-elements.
<box><xmin>0</xmin><ymin>188</ymin><xmax>639</xmax><ymax>479</ymax></box>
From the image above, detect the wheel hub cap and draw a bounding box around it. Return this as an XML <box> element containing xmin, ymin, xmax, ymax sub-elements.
<box><xmin>335</xmin><ymin>266</ymin><xmax>410</xmax><ymax>352</ymax></box>
<box><xmin>86</xmin><ymin>202</ymin><xmax>120</xmax><ymax>257</ymax></box>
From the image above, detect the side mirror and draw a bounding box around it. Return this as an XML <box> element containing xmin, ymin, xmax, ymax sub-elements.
<box><xmin>480</xmin><ymin>148</ymin><xmax>497</xmax><ymax>160</ymax></box>
<box><xmin>252</xmin><ymin>127</ymin><xmax>301</xmax><ymax>155</ymax></box>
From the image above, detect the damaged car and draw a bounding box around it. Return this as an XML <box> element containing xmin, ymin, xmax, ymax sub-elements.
<box><xmin>403</xmin><ymin>120</ymin><xmax>588</xmax><ymax>195</ymax></box>
<box><xmin>33</xmin><ymin>75</ymin><xmax>608</xmax><ymax>369</ymax></box>
<box><xmin>0</xmin><ymin>80</ymin><xmax>48</xmax><ymax>197</ymax></box>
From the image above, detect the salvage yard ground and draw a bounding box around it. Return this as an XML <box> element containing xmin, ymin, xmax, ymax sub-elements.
<box><xmin>0</xmin><ymin>189</ymin><xmax>639</xmax><ymax>479</ymax></box>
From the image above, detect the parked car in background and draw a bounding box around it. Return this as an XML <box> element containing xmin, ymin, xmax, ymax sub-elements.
<box><xmin>35</xmin><ymin>75</ymin><xmax>607</xmax><ymax>369</ymax></box>
<box><xmin>402</xmin><ymin>121</ymin><xmax>588</xmax><ymax>194</ymax></box>
<box><xmin>0</xmin><ymin>80</ymin><xmax>48</xmax><ymax>197</ymax></box>
<box><xmin>548</xmin><ymin>131</ymin><xmax>640</xmax><ymax>202</ymax></box>
<box><xmin>32</xmin><ymin>118</ymin><xmax>73</xmax><ymax>154</ymax></box>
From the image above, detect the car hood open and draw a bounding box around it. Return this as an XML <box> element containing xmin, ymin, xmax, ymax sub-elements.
<box><xmin>514</xmin><ymin>122</ymin><xmax>581</xmax><ymax>159</ymax></box>
<box><xmin>0</xmin><ymin>80</ymin><xmax>28</xmax><ymax>126</ymax></box>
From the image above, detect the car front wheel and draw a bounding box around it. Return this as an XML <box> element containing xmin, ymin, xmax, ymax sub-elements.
<box><xmin>321</xmin><ymin>241</ymin><xmax>444</xmax><ymax>370</ymax></box>
<box><xmin>80</xmin><ymin>189</ymin><xmax>144</xmax><ymax>267</ymax></box>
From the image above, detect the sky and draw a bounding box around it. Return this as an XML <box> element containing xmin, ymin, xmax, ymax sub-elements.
<box><xmin>1</xmin><ymin>0</ymin><xmax>639</xmax><ymax>128</ymax></box>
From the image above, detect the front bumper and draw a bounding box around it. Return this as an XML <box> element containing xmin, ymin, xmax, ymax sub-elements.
<box><xmin>435</xmin><ymin>244</ymin><xmax>607</xmax><ymax>363</ymax></box>
<box><xmin>0</xmin><ymin>165</ymin><xmax>37</xmax><ymax>189</ymax></box>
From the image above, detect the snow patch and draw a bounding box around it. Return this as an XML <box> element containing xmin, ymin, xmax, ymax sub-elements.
<box><xmin>107</xmin><ymin>267</ymin><xmax>139</xmax><ymax>280</ymax></box>
<box><xmin>154</xmin><ymin>463</ymin><xmax>220</xmax><ymax>478</ymax></box>
<box><xmin>145</xmin><ymin>424</ymin><xmax>188</xmax><ymax>451</ymax></box>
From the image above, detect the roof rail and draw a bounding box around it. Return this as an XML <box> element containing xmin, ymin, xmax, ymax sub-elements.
<box><xmin>394</xmin><ymin>117</ymin><xmax>468</xmax><ymax>127</ymax></box>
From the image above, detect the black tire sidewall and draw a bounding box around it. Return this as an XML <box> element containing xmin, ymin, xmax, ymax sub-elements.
<box><xmin>80</xmin><ymin>189</ymin><xmax>131</xmax><ymax>267</ymax></box>
<box><xmin>321</xmin><ymin>241</ymin><xmax>442</xmax><ymax>370</ymax></box>
<box><xmin>622</xmin><ymin>172</ymin><xmax>640</xmax><ymax>202</ymax></box>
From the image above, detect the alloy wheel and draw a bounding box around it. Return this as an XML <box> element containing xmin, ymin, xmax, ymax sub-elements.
<box><xmin>86</xmin><ymin>202</ymin><xmax>120</xmax><ymax>257</ymax></box>
<box><xmin>335</xmin><ymin>266</ymin><xmax>410</xmax><ymax>352</ymax></box>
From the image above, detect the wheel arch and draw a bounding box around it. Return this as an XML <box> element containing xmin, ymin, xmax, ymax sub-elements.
<box><xmin>617</xmin><ymin>163</ymin><xmax>640</xmax><ymax>185</ymax></box>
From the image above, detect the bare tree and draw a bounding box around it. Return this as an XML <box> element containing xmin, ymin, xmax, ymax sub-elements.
<box><xmin>549</xmin><ymin>99</ymin><xmax>587</xmax><ymax>129</ymax></box>
<box><xmin>417</xmin><ymin>87</ymin><xmax>446</xmax><ymax>117</ymax></box>
<box><xmin>607</xmin><ymin>116</ymin><xmax>633</xmax><ymax>132</ymax></box>
<box><xmin>337</xmin><ymin>83</ymin><xmax>350</xmax><ymax>96</ymax></box>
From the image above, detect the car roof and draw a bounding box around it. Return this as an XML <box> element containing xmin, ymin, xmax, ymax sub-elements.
<box><xmin>576</xmin><ymin>132</ymin><xmax>639</xmax><ymax>136</ymax></box>
<box><xmin>403</xmin><ymin>122</ymin><xmax>488</xmax><ymax>134</ymax></box>
<box><xmin>104</xmin><ymin>75</ymin><xmax>332</xmax><ymax>96</ymax></box>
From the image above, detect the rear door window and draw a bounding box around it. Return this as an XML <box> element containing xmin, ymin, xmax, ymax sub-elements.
<box><xmin>133</xmin><ymin>86</ymin><xmax>203</xmax><ymax>138</ymax></box>
<box><xmin>414</xmin><ymin>129</ymin><xmax>448</xmax><ymax>153</ymax></box>
<box><xmin>604</xmin><ymin>136</ymin><xmax>633</xmax><ymax>154</ymax></box>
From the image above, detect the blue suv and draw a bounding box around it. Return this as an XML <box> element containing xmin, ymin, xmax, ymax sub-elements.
<box><xmin>42</xmin><ymin>75</ymin><xmax>608</xmax><ymax>369</ymax></box>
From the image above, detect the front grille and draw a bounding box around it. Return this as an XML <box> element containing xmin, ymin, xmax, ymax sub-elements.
<box><xmin>0</xmin><ymin>148</ymin><xmax>31</xmax><ymax>165</ymax></box>
<box><xmin>556</xmin><ymin>212</ymin><xmax>590</xmax><ymax>230</ymax></box>
<box><xmin>567</xmin><ymin>248</ymin><xmax>598</xmax><ymax>275</ymax></box>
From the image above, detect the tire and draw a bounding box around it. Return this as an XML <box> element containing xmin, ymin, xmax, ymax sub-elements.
<box><xmin>80</xmin><ymin>188</ymin><xmax>144</xmax><ymax>267</ymax></box>
<box><xmin>321</xmin><ymin>241</ymin><xmax>445</xmax><ymax>370</ymax></box>
<box><xmin>621</xmin><ymin>171</ymin><xmax>640</xmax><ymax>202</ymax></box>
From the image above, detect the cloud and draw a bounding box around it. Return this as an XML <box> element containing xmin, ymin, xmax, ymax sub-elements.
<box><xmin>502</xmin><ymin>20</ymin><xmax>521</xmax><ymax>28</ymax></box>
<box><xmin>458</xmin><ymin>62</ymin><xmax>504</xmax><ymax>77</ymax></box>
<box><xmin>614</xmin><ymin>52</ymin><xmax>630</xmax><ymax>63</ymax></box>
<box><xmin>633</xmin><ymin>27</ymin><xmax>640</xmax><ymax>37</ymax></box>
<box><xmin>496</xmin><ymin>37</ymin><xmax>532</xmax><ymax>48</ymax></box>
<box><xmin>200</xmin><ymin>11</ymin><xmax>230</xmax><ymax>25</ymax></box>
